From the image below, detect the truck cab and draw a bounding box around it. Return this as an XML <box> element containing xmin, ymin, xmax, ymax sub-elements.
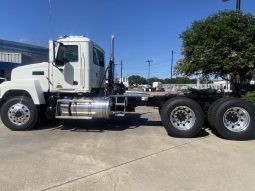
<box><xmin>49</xmin><ymin>36</ymin><xmax>105</xmax><ymax>94</ymax></box>
<box><xmin>0</xmin><ymin>36</ymin><xmax>112</xmax><ymax>130</ymax></box>
<box><xmin>0</xmin><ymin>36</ymin><xmax>106</xmax><ymax>105</ymax></box>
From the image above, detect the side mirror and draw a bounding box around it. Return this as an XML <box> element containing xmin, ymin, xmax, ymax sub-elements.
<box><xmin>49</xmin><ymin>40</ymin><xmax>55</xmax><ymax>63</ymax></box>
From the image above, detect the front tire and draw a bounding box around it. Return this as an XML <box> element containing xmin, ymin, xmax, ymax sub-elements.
<box><xmin>1</xmin><ymin>97</ymin><xmax>38</xmax><ymax>131</ymax></box>
<box><xmin>161</xmin><ymin>97</ymin><xmax>204</xmax><ymax>138</ymax></box>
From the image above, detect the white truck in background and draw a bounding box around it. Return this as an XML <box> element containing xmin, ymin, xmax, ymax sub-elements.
<box><xmin>0</xmin><ymin>35</ymin><xmax>254</xmax><ymax>140</ymax></box>
<box><xmin>152</xmin><ymin>82</ymin><xmax>165</xmax><ymax>92</ymax></box>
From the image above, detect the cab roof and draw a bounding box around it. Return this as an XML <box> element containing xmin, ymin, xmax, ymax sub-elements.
<box><xmin>58</xmin><ymin>35</ymin><xmax>91</xmax><ymax>42</ymax></box>
<box><xmin>57</xmin><ymin>36</ymin><xmax>104</xmax><ymax>52</ymax></box>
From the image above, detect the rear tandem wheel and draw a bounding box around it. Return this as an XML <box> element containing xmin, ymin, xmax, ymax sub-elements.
<box><xmin>160</xmin><ymin>97</ymin><xmax>204</xmax><ymax>138</ymax></box>
<box><xmin>212</xmin><ymin>98</ymin><xmax>255</xmax><ymax>140</ymax></box>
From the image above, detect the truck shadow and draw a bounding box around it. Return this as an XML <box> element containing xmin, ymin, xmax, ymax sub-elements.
<box><xmin>36</xmin><ymin>113</ymin><xmax>161</xmax><ymax>132</ymax></box>
<box><xmin>35</xmin><ymin>113</ymin><xmax>209</xmax><ymax>138</ymax></box>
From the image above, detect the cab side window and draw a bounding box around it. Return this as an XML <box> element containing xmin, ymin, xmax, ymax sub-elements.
<box><xmin>93</xmin><ymin>47</ymin><xmax>104</xmax><ymax>67</ymax></box>
<box><xmin>56</xmin><ymin>45</ymin><xmax>78</xmax><ymax>66</ymax></box>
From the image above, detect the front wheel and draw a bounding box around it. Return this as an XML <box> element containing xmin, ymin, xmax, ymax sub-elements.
<box><xmin>1</xmin><ymin>97</ymin><xmax>38</xmax><ymax>130</ymax></box>
<box><xmin>161</xmin><ymin>97</ymin><xmax>204</xmax><ymax>138</ymax></box>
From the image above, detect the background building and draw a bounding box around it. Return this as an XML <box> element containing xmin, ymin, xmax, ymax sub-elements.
<box><xmin>117</xmin><ymin>77</ymin><xmax>129</xmax><ymax>88</ymax></box>
<box><xmin>0</xmin><ymin>39</ymin><xmax>48</xmax><ymax>80</ymax></box>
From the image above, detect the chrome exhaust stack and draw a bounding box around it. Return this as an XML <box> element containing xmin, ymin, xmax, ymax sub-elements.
<box><xmin>108</xmin><ymin>35</ymin><xmax>115</xmax><ymax>94</ymax></box>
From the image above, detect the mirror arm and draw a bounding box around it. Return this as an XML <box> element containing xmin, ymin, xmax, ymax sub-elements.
<box><xmin>52</xmin><ymin>62</ymin><xmax>63</xmax><ymax>72</ymax></box>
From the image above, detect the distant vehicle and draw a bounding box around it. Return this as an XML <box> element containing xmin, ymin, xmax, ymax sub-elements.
<box><xmin>152</xmin><ymin>82</ymin><xmax>165</xmax><ymax>92</ymax></box>
<box><xmin>140</xmin><ymin>84</ymin><xmax>155</xmax><ymax>92</ymax></box>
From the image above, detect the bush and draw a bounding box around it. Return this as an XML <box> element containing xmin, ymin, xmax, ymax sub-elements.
<box><xmin>242</xmin><ymin>91</ymin><xmax>255</xmax><ymax>106</ymax></box>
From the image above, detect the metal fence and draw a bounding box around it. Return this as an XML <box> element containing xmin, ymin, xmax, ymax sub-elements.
<box><xmin>163</xmin><ymin>84</ymin><xmax>219</xmax><ymax>92</ymax></box>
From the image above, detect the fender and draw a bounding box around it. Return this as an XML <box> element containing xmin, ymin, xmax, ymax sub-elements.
<box><xmin>0</xmin><ymin>79</ymin><xmax>46</xmax><ymax>104</ymax></box>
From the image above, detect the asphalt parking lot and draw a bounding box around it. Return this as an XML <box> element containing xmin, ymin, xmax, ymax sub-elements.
<box><xmin>0</xmin><ymin>106</ymin><xmax>255</xmax><ymax>191</ymax></box>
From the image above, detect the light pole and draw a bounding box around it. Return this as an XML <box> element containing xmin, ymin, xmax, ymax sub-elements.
<box><xmin>120</xmin><ymin>60</ymin><xmax>123</xmax><ymax>83</ymax></box>
<box><xmin>171</xmin><ymin>50</ymin><xmax>176</xmax><ymax>79</ymax></box>
<box><xmin>146</xmin><ymin>60</ymin><xmax>153</xmax><ymax>85</ymax></box>
<box><xmin>171</xmin><ymin>50</ymin><xmax>174</xmax><ymax>79</ymax></box>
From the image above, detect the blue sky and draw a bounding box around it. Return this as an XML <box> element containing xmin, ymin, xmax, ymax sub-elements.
<box><xmin>0</xmin><ymin>0</ymin><xmax>255</xmax><ymax>78</ymax></box>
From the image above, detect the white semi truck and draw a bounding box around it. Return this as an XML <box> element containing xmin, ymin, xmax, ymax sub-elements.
<box><xmin>0</xmin><ymin>36</ymin><xmax>254</xmax><ymax>140</ymax></box>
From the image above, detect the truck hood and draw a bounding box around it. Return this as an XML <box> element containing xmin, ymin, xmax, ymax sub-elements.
<box><xmin>11</xmin><ymin>62</ymin><xmax>49</xmax><ymax>80</ymax></box>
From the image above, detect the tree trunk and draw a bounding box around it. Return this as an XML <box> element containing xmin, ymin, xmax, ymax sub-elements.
<box><xmin>232</xmin><ymin>82</ymin><xmax>241</xmax><ymax>97</ymax></box>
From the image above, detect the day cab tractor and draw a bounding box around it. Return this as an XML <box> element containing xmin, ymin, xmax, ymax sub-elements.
<box><xmin>0</xmin><ymin>36</ymin><xmax>254</xmax><ymax>140</ymax></box>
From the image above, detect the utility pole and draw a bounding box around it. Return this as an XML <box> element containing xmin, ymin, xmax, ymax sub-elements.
<box><xmin>222</xmin><ymin>0</ymin><xmax>241</xmax><ymax>11</ymax></box>
<box><xmin>120</xmin><ymin>60</ymin><xmax>123</xmax><ymax>83</ymax></box>
<box><xmin>146</xmin><ymin>60</ymin><xmax>153</xmax><ymax>85</ymax></box>
<box><xmin>171</xmin><ymin>50</ymin><xmax>174</xmax><ymax>79</ymax></box>
<box><xmin>236</xmin><ymin>0</ymin><xmax>241</xmax><ymax>10</ymax></box>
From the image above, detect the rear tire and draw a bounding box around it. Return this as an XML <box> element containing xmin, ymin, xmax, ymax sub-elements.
<box><xmin>213</xmin><ymin>98</ymin><xmax>255</xmax><ymax>140</ymax></box>
<box><xmin>1</xmin><ymin>97</ymin><xmax>38</xmax><ymax>131</ymax></box>
<box><xmin>161</xmin><ymin>97</ymin><xmax>204</xmax><ymax>138</ymax></box>
<box><xmin>207</xmin><ymin>97</ymin><xmax>231</xmax><ymax>129</ymax></box>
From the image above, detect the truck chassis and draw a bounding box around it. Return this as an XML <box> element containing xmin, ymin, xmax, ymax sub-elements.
<box><xmin>1</xmin><ymin>88</ymin><xmax>254</xmax><ymax>140</ymax></box>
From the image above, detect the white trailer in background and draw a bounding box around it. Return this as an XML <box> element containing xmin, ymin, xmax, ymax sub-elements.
<box><xmin>213</xmin><ymin>80</ymin><xmax>232</xmax><ymax>92</ymax></box>
<box><xmin>152</xmin><ymin>82</ymin><xmax>164</xmax><ymax>92</ymax></box>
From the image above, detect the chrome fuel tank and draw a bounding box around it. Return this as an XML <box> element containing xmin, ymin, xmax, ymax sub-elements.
<box><xmin>58</xmin><ymin>97</ymin><xmax>112</xmax><ymax>119</ymax></box>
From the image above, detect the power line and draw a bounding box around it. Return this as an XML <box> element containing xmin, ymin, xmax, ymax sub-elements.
<box><xmin>124</xmin><ymin>59</ymin><xmax>171</xmax><ymax>70</ymax></box>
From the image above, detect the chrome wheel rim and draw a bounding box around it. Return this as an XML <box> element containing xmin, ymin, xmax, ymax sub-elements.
<box><xmin>8</xmin><ymin>103</ymin><xmax>31</xmax><ymax>126</ymax></box>
<box><xmin>223</xmin><ymin>107</ymin><xmax>250</xmax><ymax>132</ymax></box>
<box><xmin>170</xmin><ymin>106</ymin><xmax>196</xmax><ymax>130</ymax></box>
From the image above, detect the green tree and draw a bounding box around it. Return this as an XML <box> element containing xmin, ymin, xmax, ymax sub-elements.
<box><xmin>149</xmin><ymin>77</ymin><xmax>163</xmax><ymax>85</ymax></box>
<box><xmin>128</xmin><ymin>75</ymin><xmax>147</xmax><ymax>86</ymax></box>
<box><xmin>163</xmin><ymin>77</ymin><xmax>196</xmax><ymax>84</ymax></box>
<box><xmin>176</xmin><ymin>11</ymin><xmax>255</xmax><ymax>96</ymax></box>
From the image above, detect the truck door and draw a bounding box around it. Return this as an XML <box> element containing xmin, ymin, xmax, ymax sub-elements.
<box><xmin>50</xmin><ymin>43</ymin><xmax>82</xmax><ymax>91</ymax></box>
